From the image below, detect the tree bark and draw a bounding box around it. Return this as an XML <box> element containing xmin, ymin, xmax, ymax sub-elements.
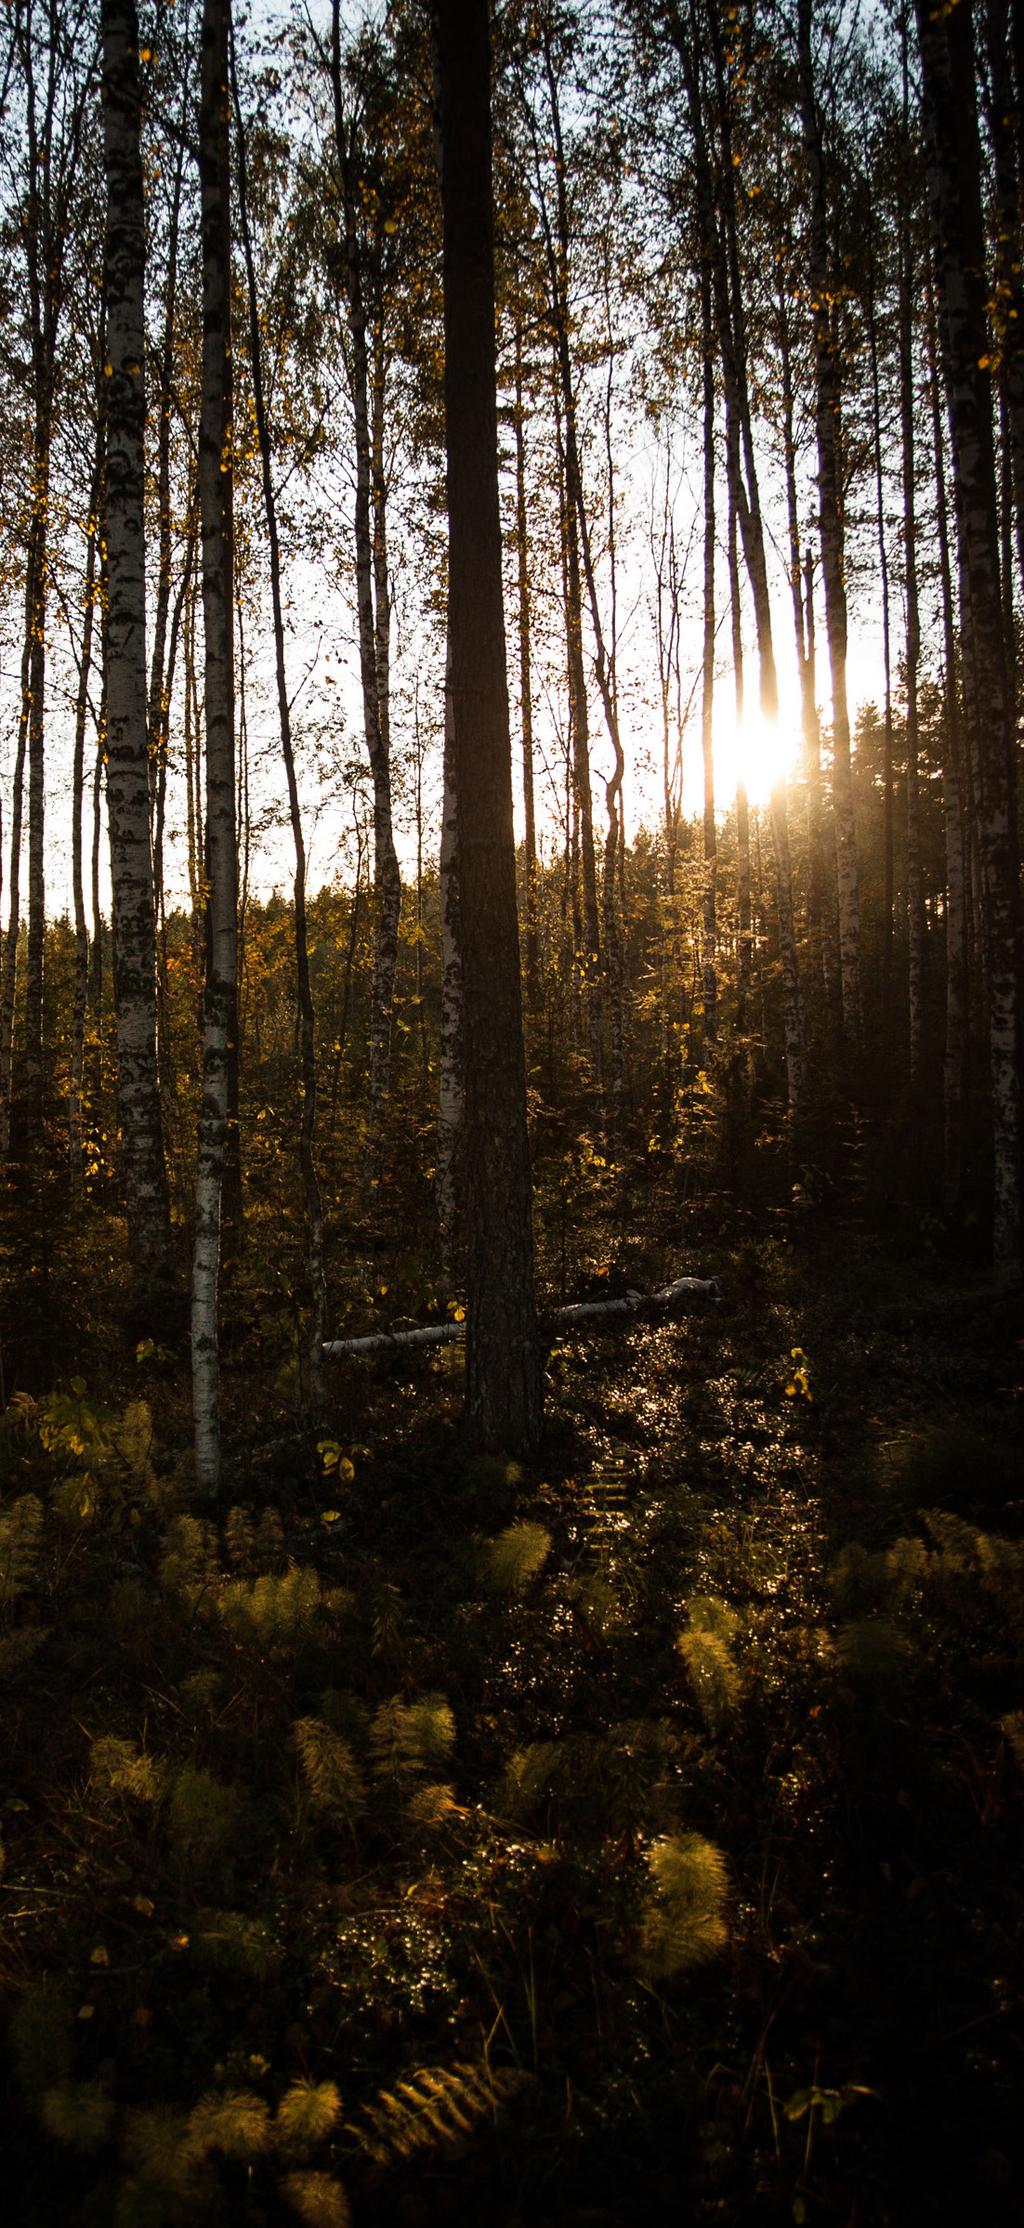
<box><xmin>797</xmin><ymin>0</ymin><xmax>863</xmax><ymax>1053</ymax></box>
<box><xmin>69</xmin><ymin>435</ymin><xmax>102</xmax><ymax>1195</ymax></box>
<box><xmin>434</xmin><ymin>0</ymin><xmax>542</xmax><ymax>1453</ymax></box>
<box><xmin>917</xmin><ymin>0</ymin><xmax>1021</xmax><ymax>1279</ymax></box>
<box><xmin>896</xmin><ymin>21</ymin><xmax>925</xmax><ymax>1093</ymax></box>
<box><xmin>192</xmin><ymin>0</ymin><xmax>240</xmax><ymax>1491</ymax></box>
<box><xmin>699</xmin><ymin>266</ymin><xmax>718</xmax><ymax>1050</ymax></box>
<box><xmin>101</xmin><ymin>0</ymin><xmax>175</xmax><ymax>1300</ymax></box>
<box><xmin>330</xmin><ymin>2</ymin><xmax>402</xmax><ymax>1192</ymax></box>
<box><xmin>234</xmin><ymin>36</ymin><xmax>326</xmax><ymax>1410</ymax></box>
<box><xmin>323</xmin><ymin>1274</ymin><xmax>721</xmax><ymax>1360</ymax></box>
<box><xmin>513</xmin><ymin>311</ymin><xmax>541</xmax><ymax>1013</ymax></box>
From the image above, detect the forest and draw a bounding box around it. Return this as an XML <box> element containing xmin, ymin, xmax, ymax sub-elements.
<box><xmin>0</xmin><ymin>0</ymin><xmax>1021</xmax><ymax>2219</ymax></box>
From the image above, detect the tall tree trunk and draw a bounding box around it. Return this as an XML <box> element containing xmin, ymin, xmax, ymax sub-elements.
<box><xmin>798</xmin><ymin>0</ymin><xmax>863</xmax><ymax>1053</ymax></box>
<box><xmin>982</xmin><ymin>0</ymin><xmax>1024</xmax><ymax>597</ymax></box>
<box><xmin>192</xmin><ymin>0</ymin><xmax>240</xmax><ymax>1491</ymax></box>
<box><xmin>434</xmin><ymin>0</ymin><xmax>541</xmax><ymax>1453</ymax></box>
<box><xmin>0</xmin><ymin>580</ymin><xmax>32</xmax><ymax>1157</ymax></box>
<box><xmin>89</xmin><ymin>688</ymin><xmax>106</xmax><ymax>1117</ymax></box>
<box><xmin>917</xmin><ymin>0</ymin><xmax>1021</xmax><ymax>1279</ymax></box>
<box><xmin>69</xmin><ymin>435</ymin><xmax>102</xmax><ymax>1195</ymax></box>
<box><xmin>147</xmin><ymin>127</ymin><xmax>186</xmax><ymax>843</ymax></box>
<box><xmin>526</xmin><ymin>59</ymin><xmax>603</xmax><ymax>1087</ymax></box>
<box><xmin>24</xmin><ymin>501</ymin><xmax>47</xmax><ymax>1148</ymax></box>
<box><xmin>927</xmin><ymin>269</ymin><xmax>970</xmax><ymax>1215</ymax></box>
<box><xmin>437</xmin><ymin>657</ymin><xmax>463</xmax><ymax>1278</ymax></box>
<box><xmin>865</xmin><ymin>236</ymin><xmax>897</xmax><ymax>1035</ymax></box>
<box><xmin>513</xmin><ymin>312</ymin><xmax>541</xmax><ymax>1013</ymax></box>
<box><xmin>330</xmin><ymin>1</ymin><xmax>401</xmax><ymax>1192</ymax></box>
<box><xmin>897</xmin><ymin>19</ymin><xmax>925</xmax><ymax>1092</ymax></box>
<box><xmin>673</xmin><ymin>0</ymin><xmax>802</xmax><ymax>1107</ymax></box>
<box><xmin>777</xmin><ymin>253</ymin><xmax>826</xmax><ymax>1009</ymax></box>
<box><xmin>234</xmin><ymin>38</ymin><xmax>326</xmax><ymax>1408</ymax></box>
<box><xmin>101</xmin><ymin>0</ymin><xmax>174</xmax><ymax>1301</ymax></box>
<box><xmin>728</xmin><ymin>481</ymin><xmax>752</xmax><ymax>1020</ymax></box>
<box><xmin>700</xmin><ymin>266</ymin><xmax>718</xmax><ymax>1048</ymax></box>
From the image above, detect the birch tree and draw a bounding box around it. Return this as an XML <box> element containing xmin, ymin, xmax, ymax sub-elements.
<box><xmin>100</xmin><ymin>0</ymin><xmax>174</xmax><ymax>1299</ymax></box>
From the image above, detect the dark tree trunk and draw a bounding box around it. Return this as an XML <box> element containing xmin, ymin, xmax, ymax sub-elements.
<box><xmin>234</xmin><ymin>38</ymin><xmax>326</xmax><ymax>1411</ymax></box>
<box><xmin>192</xmin><ymin>0</ymin><xmax>240</xmax><ymax>1490</ymax></box>
<box><xmin>917</xmin><ymin>0</ymin><xmax>1021</xmax><ymax>1279</ymax></box>
<box><xmin>434</xmin><ymin>0</ymin><xmax>541</xmax><ymax>1453</ymax></box>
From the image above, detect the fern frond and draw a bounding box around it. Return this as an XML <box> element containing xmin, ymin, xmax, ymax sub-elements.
<box><xmin>167</xmin><ymin>1766</ymin><xmax>241</xmax><ymax>1867</ymax></box>
<box><xmin>0</xmin><ymin>1621</ymin><xmax>50</xmax><ymax>1677</ymax></box>
<box><xmin>194</xmin><ymin>1907</ymin><xmax>281</xmax><ymax>1980</ymax></box>
<box><xmin>90</xmin><ymin>1734</ymin><xmax>164</xmax><ymax>1805</ymax></box>
<box><xmin>225</xmin><ymin>1506</ymin><xmax>256</xmax><ymax>1573</ymax></box>
<box><xmin>835</xmin><ymin>1617</ymin><xmax>912</xmax><ymax>1685</ymax></box>
<box><xmin>370</xmin><ymin>1694</ymin><xmax>455</xmax><ymax>1787</ymax></box>
<box><xmin>882</xmin><ymin>1537</ymin><xmax>930</xmax><ymax>1596</ymax></box>
<box><xmin>407</xmin><ymin>1781</ymin><xmax>459</xmax><ymax>1829</ymax></box>
<box><xmin>275</xmin><ymin>2078</ymin><xmax>342</xmax><ymax>2151</ymax></box>
<box><xmin>831</xmin><ymin>1542</ymin><xmax>893</xmax><ymax>1614</ymax></box>
<box><xmin>185</xmin><ymin>2089</ymin><xmax>271</xmax><ymax>2161</ymax></box>
<box><xmin>178</xmin><ymin>1669</ymin><xmax>222</xmax><ymax>1721</ymax></box>
<box><xmin>108</xmin><ymin>1400</ymin><xmax>156</xmax><ymax>1487</ymax></box>
<box><xmin>638</xmin><ymin>1832</ymin><xmax>730</xmax><ymax>1979</ymax></box>
<box><xmin>478</xmin><ymin>1521</ymin><xmax>551</xmax><ymax>1597</ymax></box>
<box><xmin>294</xmin><ymin>1717</ymin><xmax>365</xmax><ymax>1824</ymax></box>
<box><xmin>52</xmin><ymin>1470</ymin><xmax>102</xmax><ymax>1525</ymax></box>
<box><xmin>677</xmin><ymin>1616</ymin><xmax>741</xmax><ymax>1729</ymax></box>
<box><xmin>501</xmin><ymin>1740</ymin><xmax>562</xmax><ymax>1818</ymax></box>
<box><xmin>219</xmin><ymin>1564</ymin><xmax>350</xmax><ymax>1649</ymax></box>
<box><xmin>158</xmin><ymin>1514</ymin><xmax>219</xmax><ymax>1602</ymax></box>
<box><xmin>0</xmin><ymin>1492</ymin><xmax>45</xmax><ymax>1606</ymax></box>
<box><xmin>349</xmin><ymin>2060</ymin><xmax>524</xmax><ymax>2166</ymax></box>
<box><xmin>280</xmin><ymin>2169</ymin><xmax>351</xmax><ymax>2227</ymax></box>
<box><xmin>602</xmin><ymin>1719</ymin><xmax>680</xmax><ymax>1833</ymax></box>
<box><xmin>256</xmin><ymin>1506</ymin><xmax>286</xmax><ymax>1567</ymax></box>
<box><xmin>121</xmin><ymin>2104</ymin><xmax>196</xmax><ymax>2192</ymax></box>
<box><xmin>40</xmin><ymin>2080</ymin><xmax>114</xmax><ymax>2152</ymax></box>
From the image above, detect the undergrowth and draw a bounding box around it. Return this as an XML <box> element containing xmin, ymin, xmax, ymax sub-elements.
<box><xmin>0</xmin><ymin>1218</ymin><xmax>1021</xmax><ymax>2226</ymax></box>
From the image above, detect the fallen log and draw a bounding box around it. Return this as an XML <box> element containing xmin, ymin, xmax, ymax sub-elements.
<box><xmin>321</xmin><ymin>1275</ymin><xmax>721</xmax><ymax>1360</ymax></box>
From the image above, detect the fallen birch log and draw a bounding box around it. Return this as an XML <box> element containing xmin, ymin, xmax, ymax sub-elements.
<box><xmin>322</xmin><ymin>1275</ymin><xmax>721</xmax><ymax>1360</ymax></box>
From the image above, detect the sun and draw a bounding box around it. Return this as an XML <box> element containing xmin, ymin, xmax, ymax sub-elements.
<box><xmin>710</xmin><ymin>700</ymin><xmax>799</xmax><ymax>812</ymax></box>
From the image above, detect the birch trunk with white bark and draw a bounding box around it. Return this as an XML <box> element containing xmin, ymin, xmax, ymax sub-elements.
<box><xmin>101</xmin><ymin>0</ymin><xmax>174</xmax><ymax>1301</ymax></box>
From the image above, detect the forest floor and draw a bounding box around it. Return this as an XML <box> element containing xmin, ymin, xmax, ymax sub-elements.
<box><xmin>1</xmin><ymin>1188</ymin><xmax>1022</xmax><ymax>2227</ymax></box>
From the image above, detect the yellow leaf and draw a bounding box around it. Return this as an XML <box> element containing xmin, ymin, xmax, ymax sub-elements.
<box><xmin>89</xmin><ymin>1946</ymin><xmax>110</xmax><ymax>1967</ymax></box>
<box><xmin>132</xmin><ymin>1894</ymin><xmax>155</xmax><ymax>1918</ymax></box>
